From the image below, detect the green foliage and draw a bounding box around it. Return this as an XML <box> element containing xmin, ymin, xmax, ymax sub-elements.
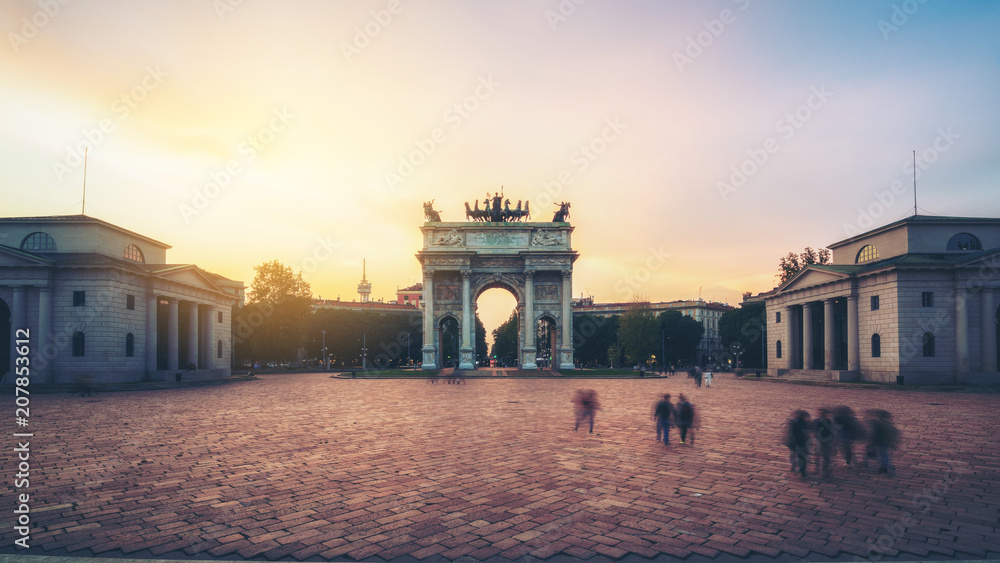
<box><xmin>490</xmin><ymin>310</ymin><xmax>519</xmax><ymax>367</ymax></box>
<box><xmin>475</xmin><ymin>314</ymin><xmax>488</xmax><ymax>365</ymax></box>
<box><xmin>718</xmin><ymin>301</ymin><xmax>767</xmax><ymax>368</ymax></box>
<box><xmin>658</xmin><ymin>310</ymin><xmax>704</xmax><ymax>366</ymax></box>
<box><xmin>235</xmin><ymin>260</ymin><xmax>313</xmax><ymax>364</ymax></box>
<box><xmin>572</xmin><ymin>313</ymin><xmax>619</xmax><ymax>367</ymax></box>
<box><xmin>619</xmin><ymin>299</ymin><xmax>658</xmax><ymax>367</ymax></box>
<box><xmin>307</xmin><ymin>308</ymin><xmax>422</xmax><ymax>368</ymax></box>
<box><xmin>778</xmin><ymin>247</ymin><xmax>831</xmax><ymax>284</ymax></box>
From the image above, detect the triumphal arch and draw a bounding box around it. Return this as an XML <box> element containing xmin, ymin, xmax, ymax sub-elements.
<box><xmin>417</xmin><ymin>197</ymin><xmax>577</xmax><ymax>370</ymax></box>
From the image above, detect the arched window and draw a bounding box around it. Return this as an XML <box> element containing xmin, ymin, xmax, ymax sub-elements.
<box><xmin>947</xmin><ymin>233</ymin><xmax>982</xmax><ymax>251</ymax></box>
<box><xmin>72</xmin><ymin>332</ymin><xmax>85</xmax><ymax>357</ymax></box>
<box><xmin>20</xmin><ymin>232</ymin><xmax>57</xmax><ymax>251</ymax></box>
<box><xmin>856</xmin><ymin>244</ymin><xmax>879</xmax><ymax>264</ymax></box>
<box><xmin>776</xmin><ymin>340</ymin><xmax>782</xmax><ymax>359</ymax></box>
<box><xmin>123</xmin><ymin>244</ymin><xmax>145</xmax><ymax>263</ymax></box>
<box><xmin>922</xmin><ymin>332</ymin><xmax>935</xmax><ymax>357</ymax></box>
<box><xmin>871</xmin><ymin>334</ymin><xmax>881</xmax><ymax>358</ymax></box>
<box><xmin>125</xmin><ymin>333</ymin><xmax>135</xmax><ymax>357</ymax></box>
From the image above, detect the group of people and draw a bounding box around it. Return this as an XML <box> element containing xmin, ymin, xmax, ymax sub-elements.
<box><xmin>785</xmin><ymin>406</ymin><xmax>900</xmax><ymax>478</ymax></box>
<box><xmin>686</xmin><ymin>366</ymin><xmax>712</xmax><ymax>387</ymax></box>
<box><xmin>652</xmin><ymin>393</ymin><xmax>697</xmax><ymax>445</ymax></box>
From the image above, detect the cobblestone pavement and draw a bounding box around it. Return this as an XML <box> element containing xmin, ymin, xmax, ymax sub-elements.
<box><xmin>2</xmin><ymin>373</ymin><xmax>999</xmax><ymax>562</ymax></box>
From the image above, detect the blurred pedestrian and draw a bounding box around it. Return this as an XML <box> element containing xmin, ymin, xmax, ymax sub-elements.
<box><xmin>869</xmin><ymin>409</ymin><xmax>899</xmax><ymax>475</ymax></box>
<box><xmin>833</xmin><ymin>405</ymin><xmax>864</xmax><ymax>468</ymax></box>
<box><xmin>812</xmin><ymin>408</ymin><xmax>836</xmax><ymax>478</ymax></box>
<box><xmin>784</xmin><ymin>410</ymin><xmax>811</xmax><ymax>478</ymax></box>
<box><xmin>653</xmin><ymin>393</ymin><xmax>674</xmax><ymax>445</ymax></box>
<box><xmin>704</xmin><ymin>369</ymin><xmax>713</xmax><ymax>387</ymax></box>
<box><xmin>676</xmin><ymin>394</ymin><xmax>695</xmax><ymax>445</ymax></box>
<box><xmin>573</xmin><ymin>389</ymin><xmax>600</xmax><ymax>433</ymax></box>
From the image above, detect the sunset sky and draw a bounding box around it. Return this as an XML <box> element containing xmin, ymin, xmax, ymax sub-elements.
<box><xmin>3</xmin><ymin>0</ymin><xmax>999</xmax><ymax>335</ymax></box>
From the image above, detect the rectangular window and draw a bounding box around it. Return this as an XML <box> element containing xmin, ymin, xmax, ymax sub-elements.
<box><xmin>73</xmin><ymin>291</ymin><xmax>86</xmax><ymax>307</ymax></box>
<box><xmin>871</xmin><ymin>295</ymin><xmax>880</xmax><ymax>311</ymax></box>
<box><xmin>218</xmin><ymin>311</ymin><xmax>223</xmax><ymax>323</ymax></box>
<box><xmin>776</xmin><ymin>311</ymin><xmax>781</xmax><ymax>323</ymax></box>
<box><xmin>126</xmin><ymin>294</ymin><xmax>135</xmax><ymax>310</ymax></box>
<box><xmin>922</xmin><ymin>292</ymin><xmax>934</xmax><ymax>307</ymax></box>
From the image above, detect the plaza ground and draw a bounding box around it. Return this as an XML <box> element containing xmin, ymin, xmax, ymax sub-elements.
<box><xmin>2</xmin><ymin>372</ymin><xmax>998</xmax><ymax>562</ymax></box>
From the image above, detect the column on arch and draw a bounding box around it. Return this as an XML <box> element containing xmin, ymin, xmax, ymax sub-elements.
<box><xmin>955</xmin><ymin>287</ymin><xmax>969</xmax><ymax>375</ymax></box>
<box><xmin>802</xmin><ymin>302</ymin><xmax>813</xmax><ymax>370</ymax></box>
<box><xmin>420</xmin><ymin>269</ymin><xmax>437</xmax><ymax>369</ymax></box>
<box><xmin>167</xmin><ymin>299</ymin><xmax>179</xmax><ymax>371</ymax></box>
<box><xmin>37</xmin><ymin>287</ymin><xmax>53</xmax><ymax>383</ymax></box>
<box><xmin>559</xmin><ymin>270</ymin><xmax>574</xmax><ymax>369</ymax></box>
<box><xmin>522</xmin><ymin>270</ymin><xmax>537</xmax><ymax>370</ymax></box>
<box><xmin>459</xmin><ymin>271</ymin><xmax>474</xmax><ymax>370</ymax></box>
<box><xmin>982</xmin><ymin>289</ymin><xmax>997</xmax><ymax>372</ymax></box>
<box><xmin>146</xmin><ymin>294</ymin><xmax>158</xmax><ymax>372</ymax></box>
<box><xmin>188</xmin><ymin>303</ymin><xmax>199</xmax><ymax>369</ymax></box>
<box><xmin>824</xmin><ymin>298</ymin><xmax>836</xmax><ymax>371</ymax></box>
<box><xmin>847</xmin><ymin>295</ymin><xmax>860</xmax><ymax>372</ymax></box>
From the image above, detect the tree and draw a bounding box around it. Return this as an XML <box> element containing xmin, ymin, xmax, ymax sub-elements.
<box><xmin>778</xmin><ymin>247</ymin><xmax>831</xmax><ymax>284</ymax></box>
<box><xmin>718</xmin><ymin>301</ymin><xmax>766</xmax><ymax>369</ymax></box>
<box><xmin>307</xmin><ymin>309</ymin><xmax>421</xmax><ymax>369</ymax></box>
<box><xmin>572</xmin><ymin>313</ymin><xmax>618</xmax><ymax>368</ymax></box>
<box><xmin>619</xmin><ymin>298</ymin><xmax>659</xmax><ymax>368</ymax></box>
<box><xmin>490</xmin><ymin>311</ymin><xmax>519</xmax><ymax>367</ymax></box>
<box><xmin>475</xmin><ymin>314</ymin><xmax>488</xmax><ymax>365</ymax></box>
<box><xmin>235</xmin><ymin>260</ymin><xmax>313</xmax><ymax>365</ymax></box>
<box><xmin>658</xmin><ymin>310</ymin><xmax>704</xmax><ymax>366</ymax></box>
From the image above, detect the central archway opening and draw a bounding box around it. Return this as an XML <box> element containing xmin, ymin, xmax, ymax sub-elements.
<box><xmin>537</xmin><ymin>315</ymin><xmax>558</xmax><ymax>369</ymax></box>
<box><xmin>478</xmin><ymin>287</ymin><xmax>518</xmax><ymax>368</ymax></box>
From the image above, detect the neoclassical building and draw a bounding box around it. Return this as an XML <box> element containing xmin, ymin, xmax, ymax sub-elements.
<box><xmin>764</xmin><ymin>215</ymin><xmax>1000</xmax><ymax>384</ymax></box>
<box><xmin>1</xmin><ymin>215</ymin><xmax>243</xmax><ymax>384</ymax></box>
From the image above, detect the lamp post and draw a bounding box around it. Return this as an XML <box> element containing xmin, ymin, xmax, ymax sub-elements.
<box><xmin>407</xmin><ymin>331</ymin><xmax>411</xmax><ymax>367</ymax></box>
<box><xmin>362</xmin><ymin>331</ymin><xmax>367</xmax><ymax>371</ymax></box>
<box><xmin>321</xmin><ymin>329</ymin><xmax>327</xmax><ymax>371</ymax></box>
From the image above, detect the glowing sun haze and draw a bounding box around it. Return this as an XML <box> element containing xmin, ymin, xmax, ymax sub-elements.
<box><xmin>3</xmin><ymin>0</ymin><xmax>1000</xmax><ymax>336</ymax></box>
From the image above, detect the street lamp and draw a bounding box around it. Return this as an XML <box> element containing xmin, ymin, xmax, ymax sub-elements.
<box><xmin>321</xmin><ymin>329</ymin><xmax>327</xmax><ymax>371</ymax></box>
<box><xmin>362</xmin><ymin>330</ymin><xmax>367</xmax><ymax>371</ymax></box>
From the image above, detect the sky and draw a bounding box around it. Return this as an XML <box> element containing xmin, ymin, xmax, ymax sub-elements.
<box><xmin>3</xmin><ymin>0</ymin><xmax>1000</xmax><ymax>337</ymax></box>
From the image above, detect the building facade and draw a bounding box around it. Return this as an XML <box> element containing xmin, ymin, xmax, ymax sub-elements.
<box><xmin>763</xmin><ymin>215</ymin><xmax>1000</xmax><ymax>384</ymax></box>
<box><xmin>0</xmin><ymin>215</ymin><xmax>243</xmax><ymax>384</ymax></box>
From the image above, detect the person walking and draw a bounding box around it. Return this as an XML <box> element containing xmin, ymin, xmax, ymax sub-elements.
<box><xmin>573</xmin><ymin>389</ymin><xmax>600</xmax><ymax>433</ymax></box>
<box><xmin>785</xmin><ymin>410</ymin><xmax>812</xmax><ymax>478</ymax></box>
<box><xmin>676</xmin><ymin>394</ymin><xmax>695</xmax><ymax>445</ymax></box>
<box><xmin>869</xmin><ymin>409</ymin><xmax>899</xmax><ymax>475</ymax></box>
<box><xmin>653</xmin><ymin>393</ymin><xmax>674</xmax><ymax>445</ymax></box>
<box><xmin>704</xmin><ymin>369</ymin><xmax>713</xmax><ymax>387</ymax></box>
<box><xmin>812</xmin><ymin>408</ymin><xmax>836</xmax><ymax>478</ymax></box>
<box><xmin>833</xmin><ymin>405</ymin><xmax>864</xmax><ymax>468</ymax></box>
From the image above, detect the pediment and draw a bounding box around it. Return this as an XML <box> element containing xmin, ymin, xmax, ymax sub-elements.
<box><xmin>0</xmin><ymin>246</ymin><xmax>52</xmax><ymax>267</ymax></box>
<box><xmin>153</xmin><ymin>265</ymin><xmax>223</xmax><ymax>293</ymax></box>
<box><xmin>777</xmin><ymin>267</ymin><xmax>852</xmax><ymax>294</ymax></box>
<box><xmin>955</xmin><ymin>248</ymin><xmax>1000</xmax><ymax>268</ymax></box>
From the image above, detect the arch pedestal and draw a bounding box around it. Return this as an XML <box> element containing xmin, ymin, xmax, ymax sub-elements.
<box><xmin>417</xmin><ymin>222</ymin><xmax>578</xmax><ymax>370</ymax></box>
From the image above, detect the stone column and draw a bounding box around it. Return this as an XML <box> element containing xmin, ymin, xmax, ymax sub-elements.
<box><xmin>10</xmin><ymin>287</ymin><xmax>26</xmax><ymax>379</ymax></box>
<box><xmin>146</xmin><ymin>295</ymin><xmax>158</xmax><ymax>373</ymax></box>
<box><xmin>559</xmin><ymin>270</ymin><xmax>574</xmax><ymax>369</ymax></box>
<box><xmin>982</xmin><ymin>289</ymin><xmax>997</xmax><ymax>373</ymax></box>
<box><xmin>847</xmin><ymin>296</ymin><xmax>860</xmax><ymax>372</ymax></box>
<box><xmin>37</xmin><ymin>287</ymin><xmax>53</xmax><ymax>383</ymax></box>
<box><xmin>784</xmin><ymin>305</ymin><xmax>794</xmax><ymax>369</ymax></box>
<box><xmin>421</xmin><ymin>270</ymin><xmax>436</xmax><ymax>369</ymax></box>
<box><xmin>167</xmin><ymin>299</ymin><xmax>179</xmax><ymax>371</ymax></box>
<box><xmin>955</xmin><ymin>288</ymin><xmax>969</xmax><ymax>375</ymax></box>
<box><xmin>204</xmin><ymin>306</ymin><xmax>215</xmax><ymax>370</ymax></box>
<box><xmin>802</xmin><ymin>302</ymin><xmax>813</xmax><ymax>370</ymax></box>
<box><xmin>459</xmin><ymin>271</ymin><xmax>474</xmax><ymax>370</ymax></box>
<box><xmin>824</xmin><ymin>298</ymin><xmax>836</xmax><ymax>371</ymax></box>
<box><xmin>188</xmin><ymin>303</ymin><xmax>199</xmax><ymax>369</ymax></box>
<box><xmin>522</xmin><ymin>270</ymin><xmax>537</xmax><ymax>370</ymax></box>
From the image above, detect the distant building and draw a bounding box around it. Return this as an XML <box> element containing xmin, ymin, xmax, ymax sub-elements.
<box><xmin>0</xmin><ymin>215</ymin><xmax>243</xmax><ymax>384</ymax></box>
<box><xmin>573</xmin><ymin>296</ymin><xmax>734</xmax><ymax>365</ymax></box>
<box><xmin>396</xmin><ymin>283</ymin><xmax>423</xmax><ymax>308</ymax></box>
<box><xmin>357</xmin><ymin>259</ymin><xmax>372</xmax><ymax>302</ymax></box>
<box><xmin>761</xmin><ymin>215</ymin><xmax>1000</xmax><ymax>384</ymax></box>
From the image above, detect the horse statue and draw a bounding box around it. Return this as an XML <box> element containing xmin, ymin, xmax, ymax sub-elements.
<box><xmin>465</xmin><ymin>200</ymin><xmax>487</xmax><ymax>222</ymax></box>
<box><xmin>423</xmin><ymin>200</ymin><xmax>442</xmax><ymax>222</ymax></box>
<box><xmin>502</xmin><ymin>199</ymin><xmax>512</xmax><ymax>222</ymax></box>
<box><xmin>552</xmin><ymin>201</ymin><xmax>571</xmax><ymax>222</ymax></box>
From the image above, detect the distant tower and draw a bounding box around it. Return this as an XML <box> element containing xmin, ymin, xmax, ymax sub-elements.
<box><xmin>357</xmin><ymin>259</ymin><xmax>372</xmax><ymax>302</ymax></box>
